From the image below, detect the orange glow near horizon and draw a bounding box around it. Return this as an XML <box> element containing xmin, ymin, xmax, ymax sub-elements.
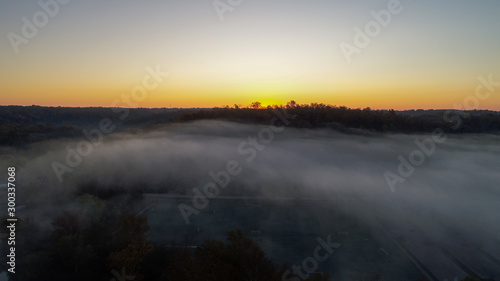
<box><xmin>2</xmin><ymin>86</ymin><xmax>499</xmax><ymax>111</ymax></box>
<box><xmin>3</xmin><ymin>58</ymin><xmax>499</xmax><ymax>110</ymax></box>
<box><xmin>2</xmin><ymin>1</ymin><xmax>499</xmax><ymax>111</ymax></box>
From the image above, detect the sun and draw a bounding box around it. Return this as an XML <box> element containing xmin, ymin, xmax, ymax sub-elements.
<box><xmin>256</xmin><ymin>98</ymin><xmax>283</xmax><ymax>108</ymax></box>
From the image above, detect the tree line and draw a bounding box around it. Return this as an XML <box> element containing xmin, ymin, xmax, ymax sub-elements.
<box><xmin>177</xmin><ymin>101</ymin><xmax>500</xmax><ymax>134</ymax></box>
<box><xmin>1</xmin><ymin>103</ymin><xmax>499</xmax><ymax>147</ymax></box>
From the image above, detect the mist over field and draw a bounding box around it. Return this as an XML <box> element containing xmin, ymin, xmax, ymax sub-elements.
<box><xmin>3</xmin><ymin>0</ymin><xmax>500</xmax><ymax>279</ymax></box>
<box><xmin>3</xmin><ymin>120</ymin><xmax>500</xmax><ymax>280</ymax></box>
<box><xmin>8</xmin><ymin>120</ymin><xmax>500</xmax><ymax>197</ymax></box>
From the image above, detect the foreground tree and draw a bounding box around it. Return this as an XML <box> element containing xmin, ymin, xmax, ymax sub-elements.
<box><xmin>108</xmin><ymin>241</ymin><xmax>153</xmax><ymax>281</ymax></box>
<box><xmin>164</xmin><ymin>229</ymin><xmax>329</xmax><ymax>281</ymax></box>
<box><xmin>165</xmin><ymin>229</ymin><xmax>280</xmax><ymax>281</ymax></box>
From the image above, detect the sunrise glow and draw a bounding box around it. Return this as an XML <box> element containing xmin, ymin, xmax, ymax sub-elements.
<box><xmin>1</xmin><ymin>0</ymin><xmax>499</xmax><ymax>110</ymax></box>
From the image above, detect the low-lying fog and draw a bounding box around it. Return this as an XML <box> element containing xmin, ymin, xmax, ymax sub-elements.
<box><xmin>2</xmin><ymin>120</ymin><xmax>500</xmax><ymax>278</ymax></box>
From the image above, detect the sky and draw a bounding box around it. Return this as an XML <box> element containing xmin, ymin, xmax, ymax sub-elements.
<box><xmin>1</xmin><ymin>0</ymin><xmax>499</xmax><ymax>109</ymax></box>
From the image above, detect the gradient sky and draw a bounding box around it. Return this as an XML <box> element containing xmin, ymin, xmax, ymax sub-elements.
<box><xmin>1</xmin><ymin>0</ymin><xmax>499</xmax><ymax>109</ymax></box>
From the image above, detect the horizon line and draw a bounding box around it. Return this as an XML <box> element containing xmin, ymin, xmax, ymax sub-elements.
<box><xmin>1</xmin><ymin>104</ymin><xmax>499</xmax><ymax>112</ymax></box>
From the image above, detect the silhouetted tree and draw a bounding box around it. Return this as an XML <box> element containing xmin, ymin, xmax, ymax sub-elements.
<box><xmin>251</xmin><ymin>101</ymin><xmax>262</xmax><ymax>109</ymax></box>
